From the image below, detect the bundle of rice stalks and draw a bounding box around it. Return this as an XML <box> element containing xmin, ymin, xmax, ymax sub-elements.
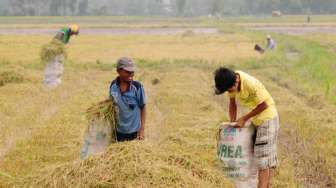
<box><xmin>20</xmin><ymin>142</ymin><xmax>233</xmax><ymax>188</ymax></box>
<box><xmin>86</xmin><ymin>97</ymin><xmax>119</xmax><ymax>142</ymax></box>
<box><xmin>0</xmin><ymin>71</ymin><xmax>24</xmax><ymax>87</ymax></box>
<box><xmin>40</xmin><ymin>39</ymin><xmax>67</xmax><ymax>64</ymax></box>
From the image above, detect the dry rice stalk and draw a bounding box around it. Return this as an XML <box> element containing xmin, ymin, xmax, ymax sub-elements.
<box><xmin>0</xmin><ymin>71</ymin><xmax>24</xmax><ymax>87</ymax></box>
<box><xmin>19</xmin><ymin>142</ymin><xmax>233</xmax><ymax>188</ymax></box>
<box><xmin>86</xmin><ymin>97</ymin><xmax>119</xmax><ymax>142</ymax></box>
<box><xmin>40</xmin><ymin>39</ymin><xmax>67</xmax><ymax>64</ymax></box>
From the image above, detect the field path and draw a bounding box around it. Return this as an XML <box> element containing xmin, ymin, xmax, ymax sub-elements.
<box><xmin>250</xmin><ymin>26</ymin><xmax>336</xmax><ymax>35</ymax></box>
<box><xmin>0</xmin><ymin>27</ymin><xmax>218</xmax><ymax>35</ymax></box>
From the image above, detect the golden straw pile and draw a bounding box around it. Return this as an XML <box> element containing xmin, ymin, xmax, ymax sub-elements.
<box><xmin>40</xmin><ymin>39</ymin><xmax>67</xmax><ymax>64</ymax></box>
<box><xmin>20</xmin><ymin>141</ymin><xmax>233</xmax><ymax>188</ymax></box>
<box><xmin>86</xmin><ymin>97</ymin><xmax>119</xmax><ymax>142</ymax></box>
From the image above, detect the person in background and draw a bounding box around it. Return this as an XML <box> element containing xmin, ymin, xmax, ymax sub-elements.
<box><xmin>266</xmin><ymin>35</ymin><xmax>276</xmax><ymax>50</ymax></box>
<box><xmin>54</xmin><ymin>24</ymin><xmax>79</xmax><ymax>44</ymax></box>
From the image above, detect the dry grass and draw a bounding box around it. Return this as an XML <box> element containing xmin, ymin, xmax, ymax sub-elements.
<box><xmin>86</xmin><ymin>98</ymin><xmax>119</xmax><ymax>142</ymax></box>
<box><xmin>22</xmin><ymin>141</ymin><xmax>233</xmax><ymax>188</ymax></box>
<box><xmin>0</xmin><ymin>63</ymin><xmax>235</xmax><ymax>187</ymax></box>
<box><xmin>0</xmin><ymin>34</ymin><xmax>258</xmax><ymax>66</ymax></box>
<box><xmin>40</xmin><ymin>39</ymin><xmax>67</xmax><ymax>63</ymax></box>
<box><xmin>86</xmin><ymin>98</ymin><xmax>118</xmax><ymax>123</ymax></box>
<box><xmin>251</xmin><ymin>67</ymin><xmax>336</xmax><ymax>187</ymax></box>
<box><xmin>0</xmin><ymin>19</ymin><xmax>335</xmax><ymax>187</ymax></box>
<box><xmin>0</xmin><ymin>70</ymin><xmax>24</xmax><ymax>87</ymax></box>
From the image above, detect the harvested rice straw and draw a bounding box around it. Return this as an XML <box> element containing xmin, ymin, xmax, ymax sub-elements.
<box><xmin>40</xmin><ymin>39</ymin><xmax>67</xmax><ymax>64</ymax></box>
<box><xmin>0</xmin><ymin>71</ymin><xmax>24</xmax><ymax>87</ymax></box>
<box><xmin>20</xmin><ymin>141</ymin><xmax>232</xmax><ymax>187</ymax></box>
<box><xmin>86</xmin><ymin>97</ymin><xmax>119</xmax><ymax>142</ymax></box>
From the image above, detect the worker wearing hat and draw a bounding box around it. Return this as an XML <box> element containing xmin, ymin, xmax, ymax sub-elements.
<box><xmin>54</xmin><ymin>24</ymin><xmax>79</xmax><ymax>44</ymax></box>
<box><xmin>266</xmin><ymin>34</ymin><xmax>276</xmax><ymax>50</ymax></box>
<box><xmin>109</xmin><ymin>57</ymin><xmax>147</xmax><ymax>142</ymax></box>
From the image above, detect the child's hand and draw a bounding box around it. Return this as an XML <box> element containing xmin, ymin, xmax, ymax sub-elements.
<box><xmin>137</xmin><ymin>129</ymin><xmax>145</xmax><ymax>140</ymax></box>
<box><xmin>235</xmin><ymin>117</ymin><xmax>247</xmax><ymax>128</ymax></box>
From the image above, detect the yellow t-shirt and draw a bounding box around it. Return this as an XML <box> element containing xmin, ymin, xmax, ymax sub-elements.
<box><xmin>227</xmin><ymin>71</ymin><xmax>278</xmax><ymax>126</ymax></box>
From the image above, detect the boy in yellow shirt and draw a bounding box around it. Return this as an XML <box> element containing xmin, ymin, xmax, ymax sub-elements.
<box><xmin>214</xmin><ymin>67</ymin><xmax>279</xmax><ymax>188</ymax></box>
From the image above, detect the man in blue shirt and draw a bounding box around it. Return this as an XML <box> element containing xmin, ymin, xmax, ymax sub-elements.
<box><xmin>109</xmin><ymin>57</ymin><xmax>147</xmax><ymax>142</ymax></box>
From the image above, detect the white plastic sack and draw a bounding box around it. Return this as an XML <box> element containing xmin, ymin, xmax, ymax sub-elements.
<box><xmin>217</xmin><ymin>122</ymin><xmax>258</xmax><ymax>188</ymax></box>
<box><xmin>44</xmin><ymin>54</ymin><xmax>64</xmax><ymax>89</ymax></box>
<box><xmin>80</xmin><ymin>117</ymin><xmax>115</xmax><ymax>159</ymax></box>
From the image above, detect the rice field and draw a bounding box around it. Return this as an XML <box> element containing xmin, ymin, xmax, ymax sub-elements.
<box><xmin>0</xmin><ymin>34</ymin><xmax>257</xmax><ymax>63</ymax></box>
<box><xmin>0</xmin><ymin>16</ymin><xmax>335</xmax><ymax>187</ymax></box>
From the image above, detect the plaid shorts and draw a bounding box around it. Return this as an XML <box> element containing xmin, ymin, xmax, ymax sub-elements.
<box><xmin>252</xmin><ymin>116</ymin><xmax>280</xmax><ymax>170</ymax></box>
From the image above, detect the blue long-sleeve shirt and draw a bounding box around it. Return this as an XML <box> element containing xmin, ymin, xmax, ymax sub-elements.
<box><xmin>109</xmin><ymin>78</ymin><xmax>146</xmax><ymax>134</ymax></box>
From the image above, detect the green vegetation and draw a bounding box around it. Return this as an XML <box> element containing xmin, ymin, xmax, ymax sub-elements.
<box><xmin>245</xmin><ymin>32</ymin><xmax>336</xmax><ymax>103</ymax></box>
